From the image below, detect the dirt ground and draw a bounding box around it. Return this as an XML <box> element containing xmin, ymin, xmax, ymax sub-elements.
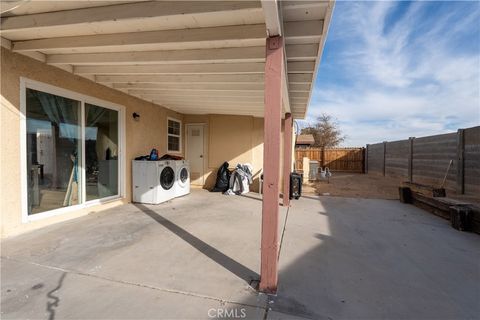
<box><xmin>302</xmin><ymin>173</ymin><xmax>480</xmax><ymax>206</ymax></box>
<box><xmin>302</xmin><ymin>173</ymin><xmax>403</xmax><ymax>200</ymax></box>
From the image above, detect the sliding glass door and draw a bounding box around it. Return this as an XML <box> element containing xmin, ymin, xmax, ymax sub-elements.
<box><xmin>25</xmin><ymin>86</ymin><xmax>120</xmax><ymax>217</ymax></box>
<box><xmin>85</xmin><ymin>103</ymin><xmax>119</xmax><ymax>201</ymax></box>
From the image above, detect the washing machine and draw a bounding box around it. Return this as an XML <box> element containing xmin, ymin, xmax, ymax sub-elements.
<box><xmin>132</xmin><ymin>160</ymin><xmax>176</xmax><ymax>204</ymax></box>
<box><xmin>132</xmin><ymin>160</ymin><xmax>158</xmax><ymax>204</ymax></box>
<box><xmin>174</xmin><ymin>160</ymin><xmax>190</xmax><ymax>197</ymax></box>
<box><xmin>156</xmin><ymin>160</ymin><xmax>177</xmax><ymax>203</ymax></box>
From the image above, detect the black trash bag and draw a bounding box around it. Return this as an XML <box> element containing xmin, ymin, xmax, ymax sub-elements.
<box><xmin>211</xmin><ymin>162</ymin><xmax>231</xmax><ymax>192</ymax></box>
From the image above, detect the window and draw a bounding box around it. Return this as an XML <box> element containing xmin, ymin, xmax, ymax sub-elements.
<box><xmin>167</xmin><ymin>118</ymin><xmax>181</xmax><ymax>153</ymax></box>
<box><xmin>22</xmin><ymin>80</ymin><xmax>123</xmax><ymax>220</ymax></box>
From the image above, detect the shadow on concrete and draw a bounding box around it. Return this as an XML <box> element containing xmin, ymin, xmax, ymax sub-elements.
<box><xmin>265</xmin><ymin>195</ymin><xmax>480</xmax><ymax>320</ymax></box>
<box><xmin>135</xmin><ymin>204</ymin><xmax>259</xmax><ymax>285</ymax></box>
<box><xmin>46</xmin><ymin>272</ymin><xmax>66</xmax><ymax>320</ymax></box>
<box><xmin>239</xmin><ymin>193</ymin><xmax>263</xmax><ymax>202</ymax></box>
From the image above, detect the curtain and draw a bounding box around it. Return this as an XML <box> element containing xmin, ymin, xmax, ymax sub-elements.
<box><xmin>30</xmin><ymin>90</ymin><xmax>80</xmax><ymax>142</ymax></box>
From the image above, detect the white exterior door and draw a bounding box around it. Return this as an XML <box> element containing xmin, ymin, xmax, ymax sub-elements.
<box><xmin>186</xmin><ymin>125</ymin><xmax>204</xmax><ymax>186</ymax></box>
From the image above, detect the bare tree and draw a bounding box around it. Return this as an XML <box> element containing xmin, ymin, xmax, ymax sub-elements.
<box><xmin>300</xmin><ymin>113</ymin><xmax>346</xmax><ymax>147</ymax></box>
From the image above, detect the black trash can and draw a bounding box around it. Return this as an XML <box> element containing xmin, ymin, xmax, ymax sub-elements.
<box><xmin>399</xmin><ymin>187</ymin><xmax>412</xmax><ymax>203</ymax></box>
<box><xmin>450</xmin><ymin>206</ymin><xmax>473</xmax><ymax>231</ymax></box>
<box><xmin>290</xmin><ymin>172</ymin><xmax>302</xmax><ymax>200</ymax></box>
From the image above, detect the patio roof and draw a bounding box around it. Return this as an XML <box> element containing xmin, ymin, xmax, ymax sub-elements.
<box><xmin>0</xmin><ymin>0</ymin><xmax>334</xmax><ymax>118</ymax></box>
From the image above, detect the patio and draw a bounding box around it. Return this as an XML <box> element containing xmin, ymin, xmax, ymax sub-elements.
<box><xmin>2</xmin><ymin>190</ymin><xmax>479</xmax><ymax>319</ymax></box>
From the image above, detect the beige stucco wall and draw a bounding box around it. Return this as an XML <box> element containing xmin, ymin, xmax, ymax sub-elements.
<box><xmin>0</xmin><ymin>47</ymin><xmax>183</xmax><ymax>237</ymax></box>
<box><xmin>184</xmin><ymin>114</ymin><xmax>285</xmax><ymax>193</ymax></box>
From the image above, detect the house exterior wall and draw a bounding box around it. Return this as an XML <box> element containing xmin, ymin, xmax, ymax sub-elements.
<box><xmin>0</xmin><ymin>47</ymin><xmax>291</xmax><ymax>238</ymax></box>
<box><xmin>0</xmin><ymin>48</ymin><xmax>183</xmax><ymax>237</ymax></box>
<box><xmin>184</xmin><ymin>114</ymin><xmax>285</xmax><ymax>193</ymax></box>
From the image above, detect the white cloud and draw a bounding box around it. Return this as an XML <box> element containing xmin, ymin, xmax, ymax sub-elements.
<box><xmin>308</xmin><ymin>1</ymin><xmax>480</xmax><ymax>146</ymax></box>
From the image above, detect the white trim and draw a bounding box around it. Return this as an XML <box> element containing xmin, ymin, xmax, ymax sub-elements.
<box><xmin>80</xmin><ymin>101</ymin><xmax>86</xmax><ymax>203</ymax></box>
<box><xmin>19</xmin><ymin>77</ymin><xmax>126</xmax><ymax>223</ymax></box>
<box><xmin>118</xmin><ymin>107</ymin><xmax>126</xmax><ymax>198</ymax></box>
<box><xmin>167</xmin><ymin>116</ymin><xmax>182</xmax><ymax>154</ymax></box>
<box><xmin>26</xmin><ymin>196</ymin><xmax>121</xmax><ymax>222</ymax></box>
<box><xmin>185</xmin><ymin>123</ymin><xmax>206</xmax><ymax>186</ymax></box>
<box><xmin>20</xmin><ymin>79</ymin><xmax>28</xmax><ymax>223</ymax></box>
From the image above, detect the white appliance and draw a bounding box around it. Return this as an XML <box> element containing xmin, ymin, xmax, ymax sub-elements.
<box><xmin>174</xmin><ymin>160</ymin><xmax>190</xmax><ymax>197</ymax></box>
<box><xmin>156</xmin><ymin>160</ymin><xmax>176</xmax><ymax>203</ymax></box>
<box><xmin>132</xmin><ymin>160</ymin><xmax>176</xmax><ymax>204</ymax></box>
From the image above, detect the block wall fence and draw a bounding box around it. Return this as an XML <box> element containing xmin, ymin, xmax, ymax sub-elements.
<box><xmin>365</xmin><ymin>126</ymin><xmax>480</xmax><ymax>197</ymax></box>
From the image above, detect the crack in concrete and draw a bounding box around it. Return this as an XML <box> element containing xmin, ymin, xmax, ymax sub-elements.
<box><xmin>1</xmin><ymin>256</ymin><xmax>267</xmax><ymax>311</ymax></box>
<box><xmin>278</xmin><ymin>205</ymin><xmax>291</xmax><ymax>261</ymax></box>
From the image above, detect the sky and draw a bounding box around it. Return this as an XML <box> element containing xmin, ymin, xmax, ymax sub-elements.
<box><xmin>302</xmin><ymin>1</ymin><xmax>480</xmax><ymax>146</ymax></box>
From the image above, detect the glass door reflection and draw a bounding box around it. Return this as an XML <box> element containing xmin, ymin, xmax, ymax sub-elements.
<box><xmin>85</xmin><ymin>104</ymin><xmax>119</xmax><ymax>201</ymax></box>
<box><xmin>26</xmin><ymin>88</ymin><xmax>82</xmax><ymax>215</ymax></box>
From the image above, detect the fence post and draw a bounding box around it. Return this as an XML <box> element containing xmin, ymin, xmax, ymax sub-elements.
<box><xmin>408</xmin><ymin>137</ymin><xmax>414</xmax><ymax>182</ymax></box>
<box><xmin>382</xmin><ymin>141</ymin><xmax>387</xmax><ymax>176</ymax></box>
<box><xmin>321</xmin><ymin>147</ymin><xmax>325</xmax><ymax>168</ymax></box>
<box><xmin>456</xmin><ymin>129</ymin><xmax>465</xmax><ymax>194</ymax></box>
<box><xmin>364</xmin><ymin>145</ymin><xmax>369</xmax><ymax>174</ymax></box>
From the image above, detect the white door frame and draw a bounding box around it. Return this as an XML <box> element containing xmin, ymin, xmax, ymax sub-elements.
<box><xmin>185</xmin><ymin>123</ymin><xmax>206</xmax><ymax>186</ymax></box>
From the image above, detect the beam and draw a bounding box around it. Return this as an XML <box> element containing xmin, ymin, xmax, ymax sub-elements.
<box><xmin>165</xmin><ymin>108</ymin><xmax>264</xmax><ymax>117</ymax></box>
<box><xmin>288</xmin><ymin>73</ymin><xmax>313</xmax><ymax>84</ymax></box>
<box><xmin>152</xmin><ymin>99</ymin><xmax>263</xmax><ymax>107</ymax></box>
<box><xmin>95</xmin><ymin>74</ymin><xmax>264</xmax><ymax>84</ymax></box>
<box><xmin>287</xmin><ymin>61</ymin><xmax>315</xmax><ymax>73</ymax></box>
<box><xmin>47</xmin><ymin>46</ymin><xmax>265</xmax><ymax>65</ymax></box>
<box><xmin>112</xmin><ymin>83</ymin><xmax>264</xmax><ymax>91</ymax></box>
<box><xmin>12</xmin><ymin>24</ymin><xmax>266</xmax><ymax>52</ymax></box>
<box><xmin>0</xmin><ymin>1</ymin><xmax>262</xmax><ymax>33</ymax></box>
<box><xmin>283</xmin><ymin>113</ymin><xmax>293</xmax><ymax>207</ymax></box>
<box><xmin>46</xmin><ymin>44</ymin><xmax>313</xmax><ymax>65</ymax></box>
<box><xmin>284</xmin><ymin>20</ymin><xmax>323</xmax><ymax>42</ymax></box>
<box><xmin>290</xmin><ymin>91</ymin><xmax>309</xmax><ymax>98</ymax></box>
<box><xmin>127</xmin><ymin>90</ymin><xmax>264</xmax><ymax>97</ymax></box>
<box><xmin>285</xmin><ymin>44</ymin><xmax>318</xmax><ymax>61</ymax></box>
<box><xmin>152</xmin><ymin>103</ymin><xmax>263</xmax><ymax>112</ymax></box>
<box><xmin>137</xmin><ymin>95</ymin><xmax>263</xmax><ymax>103</ymax></box>
<box><xmin>291</xmin><ymin>98</ymin><xmax>309</xmax><ymax>103</ymax></box>
<box><xmin>282</xmin><ymin>1</ymin><xmax>330</xmax><ymax>10</ymax></box>
<box><xmin>260</xmin><ymin>36</ymin><xmax>283</xmax><ymax>294</ymax></box>
<box><xmin>11</xmin><ymin>19</ymin><xmax>316</xmax><ymax>53</ymax></box>
<box><xmin>261</xmin><ymin>0</ymin><xmax>282</xmax><ymax>37</ymax></box>
<box><xmin>1</xmin><ymin>36</ymin><xmax>75</xmax><ymax>74</ymax></box>
<box><xmin>289</xmin><ymin>83</ymin><xmax>310</xmax><ymax>92</ymax></box>
<box><xmin>74</xmin><ymin>63</ymin><xmax>265</xmax><ymax>75</ymax></box>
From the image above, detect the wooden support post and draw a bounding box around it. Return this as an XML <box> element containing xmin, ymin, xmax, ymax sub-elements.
<box><xmin>260</xmin><ymin>36</ymin><xmax>283</xmax><ymax>294</ymax></box>
<box><xmin>456</xmin><ymin>129</ymin><xmax>465</xmax><ymax>194</ymax></box>
<box><xmin>408</xmin><ymin>137</ymin><xmax>414</xmax><ymax>182</ymax></box>
<box><xmin>383</xmin><ymin>141</ymin><xmax>387</xmax><ymax>176</ymax></box>
<box><xmin>283</xmin><ymin>113</ymin><xmax>293</xmax><ymax>207</ymax></box>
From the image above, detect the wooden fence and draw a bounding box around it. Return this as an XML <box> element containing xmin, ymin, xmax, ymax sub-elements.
<box><xmin>366</xmin><ymin>126</ymin><xmax>480</xmax><ymax>197</ymax></box>
<box><xmin>295</xmin><ymin>147</ymin><xmax>365</xmax><ymax>173</ymax></box>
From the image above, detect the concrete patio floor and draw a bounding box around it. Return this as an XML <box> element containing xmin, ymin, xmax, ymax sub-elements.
<box><xmin>1</xmin><ymin>190</ymin><xmax>479</xmax><ymax>319</ymax></box>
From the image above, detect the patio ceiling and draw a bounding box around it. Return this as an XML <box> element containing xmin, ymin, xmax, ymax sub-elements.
<box><xmin>0</xmin><ymin>0</ymin><xmax>334</xmax><ymax>118</ymax></box>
